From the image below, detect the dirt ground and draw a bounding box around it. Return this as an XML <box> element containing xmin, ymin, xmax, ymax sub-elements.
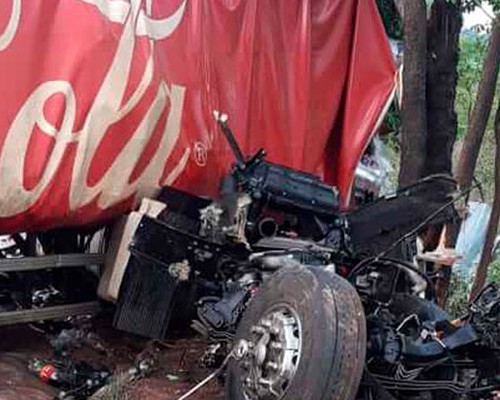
<box><xmin>0</xmin><ymin>320</ymin><xmax>224</xmax><ymax>400</ymax></box>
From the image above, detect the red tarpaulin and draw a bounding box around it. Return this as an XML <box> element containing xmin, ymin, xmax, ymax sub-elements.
<box><xmin>0</xmin><ymin>0</ymin><xmax>396</xmax><ymax>233</ymax></box>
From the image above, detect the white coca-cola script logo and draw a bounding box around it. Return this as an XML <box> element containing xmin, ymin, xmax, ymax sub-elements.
<box><xmin>0</xmin><ymin>0</ymin><xmax>189</xmax><ymax>218</ymax></box>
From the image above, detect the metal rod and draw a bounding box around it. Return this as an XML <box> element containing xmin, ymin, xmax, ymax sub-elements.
<box><xmin>0</xmin><ymin>301</ymin><xmax>101</xmax><ymax>326</ymax></box>
<box><xmin>0</xmin><ymin>253</ymin><xmax>105</xmax><ymax>272</ymax></box>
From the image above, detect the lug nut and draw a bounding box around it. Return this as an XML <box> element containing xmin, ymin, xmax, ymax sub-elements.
<box><xmin>251</xmin><ymin>325</ymin><xmax>266</xmax><ymax>334</ymax></box>
<box><xmin>234</xmin><ymin>339</ymin><xmax>249</xmax><ymax>359</ymax></box>
<box><xmin>266</xmin><ymin>362</ymin><xmax>279</xmax><ymax>371</ymax></box>
<box><xmin>261</xmin><ymin>319</ymin><xmax>272</xmax><ymax>328</ymax></box>
<box><xmin>258</xmin><ymin>378</ymin><xmax>270</xmax><ymax>386</ymax></box>
<box><xmin>270</xmin><ymin>341</ymin><xmax>283</xmax><ymax>350</ymax></box>
<box><xmin>270</xmin><ymin>327</ymin><xmax>280</xmax><ymax>335</ymax></box>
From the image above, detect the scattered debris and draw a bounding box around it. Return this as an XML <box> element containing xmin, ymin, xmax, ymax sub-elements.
<box><xmin>29</xmin><ymin>357</ymin><xmax>111</xmax><ymax>399</ymax></box>
<box><xmin>175</xmin><ymin>346</ymin><xmax>239</xmax><ymax>400</ymax></box>
<box><xmin>88</xmin><ymin>372</ymin><xmax>130</xmax><ymax>400</ymax></box>
<box><xmin>169</xmin><ymin>260</ymin><xmax>191</xmax><ymax>282</ymax></box>
<box><xmin>3</xmin><ymin>113</ymin><xmax>500</xmax><ymax>400</ymax></box>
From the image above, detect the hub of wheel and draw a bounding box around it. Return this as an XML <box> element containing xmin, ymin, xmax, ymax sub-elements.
<box><xmin>237</xmin><ymin>304</ymin><xmax>302</xmax><ymax>399</ymax></box>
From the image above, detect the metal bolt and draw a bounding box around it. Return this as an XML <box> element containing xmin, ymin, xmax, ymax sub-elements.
<box><xmin>270</xmin><ymin>326</ymin><xmax>280</xmax><ymax>335</ymax></box>
<box><xmin>258</xmin><ymin>378</ymin><xmax>270</xmax><ymax>386</ymax></box>
<box><xmin>251</xmin><ymin>325</ymin><xmax>266</xmax><ymax>335</ymax></box>
<box><xmin>261</xmin><ymin>319</ymin><xmax>272</xmax><ymax>328</ymax></box>
<box><xmin>234</xmin><ymin>339</ymin><xmax>249</xmax><ymax>359</ymax></box>
<box><xmin>266</xmin><ymin>362</ymin><xmax>279</xmax><ymax>371</ymax></box>
<box><xmin>270</xmin><ymin>341</ymin><xmax>283</xmax><ymax>350</ymax></box>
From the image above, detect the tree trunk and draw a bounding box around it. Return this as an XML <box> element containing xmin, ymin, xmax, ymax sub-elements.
<box><xmin>470</xmin><ymin>102</ymin><xmax>500</xmax><ymax>300</ymax></box>
<box><xmin>398</xmin><ymin>0</ymin><xmax>428</xmax><ymax>187</ymax></box>
<box><xmin>425</xmin><ymin>0</ymin><xmax>462</xmax><ymax>176</ymax></box>
<box><xmin>456</xmin><ymin>18</ymin><xmax>500</xmax><ymax>191</ymax></box>
<box><xmin>470</xmin><ymin>101</ymin><xmax>500</xmax><ymax>301</ymax></box>
<box><xmin>425</xmin><ymin>0</ymin><xmax>462</xmax><ymax>250</ymax></box>
<box><xmin>394</xmin><ymin>0</ymin><xmax>404</xmax><ymax>18</ymax></box>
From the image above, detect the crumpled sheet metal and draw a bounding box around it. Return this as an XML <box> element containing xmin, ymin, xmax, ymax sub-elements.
<box><xmin>0</xmin><ymin>0</ymin><xmax>395</xmax><ymax>232</ymax></box>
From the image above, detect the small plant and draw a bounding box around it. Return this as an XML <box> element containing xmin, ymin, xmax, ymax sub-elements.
<box><xmin>488</xmin><ymin>258</ymin><xmax>500</xmax><ymax>284</ymax></box>
<box><xmin>447</xmin><ymin>272</ymin><xmax>472</xmax><ymax>318</ymax></box>
<box><xmin>446</xmin><ymin>259</ymin><xmax>500</xmax><ymax>318</ymax></box>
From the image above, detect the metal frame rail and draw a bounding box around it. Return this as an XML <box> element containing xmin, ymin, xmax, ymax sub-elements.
<box><xmin>0</xmin><ymin>253</ymin><xmax>104</xmax><ymax>326</ymax></box>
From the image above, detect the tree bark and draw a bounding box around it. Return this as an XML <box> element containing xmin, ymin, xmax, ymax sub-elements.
<box><xmin>394</xmin><ymin>0</ymin><xmax>404</xmax><ymax>18</ymax></box>
<box><xmin>470</xmin><ymin>101</ymin><xmax>500</xmax><ymax>301</ymax></box>
<box><xmin>456</xmin><ymin>18</ymin><xmax>500</xmax><ymax>191</ymax></box>
<box><xmin>425</xmin><ymin>0</ymin><xmax>462</xmax><ymax>176</ymax></box>
<box><xmin>398</xmin><ymin>0</ymin><xmax>428</xmax><ymax>187</ymax></box>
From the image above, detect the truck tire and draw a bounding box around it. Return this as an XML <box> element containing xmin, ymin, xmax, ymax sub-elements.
<box><xmin>226</xmin><ymin>263</ymin><xmax>366</xmax><ymax>400</ymax></box>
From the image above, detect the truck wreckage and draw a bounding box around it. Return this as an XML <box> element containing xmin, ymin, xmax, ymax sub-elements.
<box><xmin>2</xmin><ymin>1</ymin><xmax>498</xmax><ymax>399</ymax></box>
<box><xmin>2</xmin><ymin>112</ymin><xmax>498</xmax><ymax>400</ymax></box>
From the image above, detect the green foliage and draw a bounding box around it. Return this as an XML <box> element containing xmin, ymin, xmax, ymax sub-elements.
<box><xmin>487</xmin><ymin>258</ymin><xmax>500</xmax><ymax>283</ymax></box>
<box><xmin>379</xmin><ymin>103</ymin><xmax>401</xmax><ymax>191</ymax></box>
<box><xmin>445</xmin><ymin>0</ymin><xmax>500</xmax><ymax>13</ymax></box>
<box><xmin>486</xmin><ymin>0</ymin><xmax>500</xmax><ymax>13</ymax></box>
<box><xmin>384</xmin><ymin>103</ymin><xmax>401</xmax><ymax>136</ymax></box>
<box><xmin>381</xmin><ymin>131</ymin><xmax>401</xmax><ymax>191</ymax></box>
<box><xmin>447</xmin><ymin>272</ymin><xmax>471</xmax><ymax>318</ymax></box>
<box><xmin>376</xmin><ymin>0</ymin><xmax>403</xmax><ymax>39</ymax></box>
<box><xmin>375</xmin><ymin>0</ymin><xmax>497</xmax><ymax>198</ymax></box>
<box><xmin>455</xmin><ymin>30</ymin><xmax>496</xmax><ymax>202</ymax></box>
<box><xmin>474</xmin><ymin>128</ymin><xmax>496</xmax><ymax>202</ymax></box>
<box><xmin>375</xmin><ymin>0</ymin><xmax>499</xmax><ymax>39</ymax></box>
<box><xmin>446</xmin><ymin>261</ymin><xmax>500</xmax><ymax>318</ymax></box>
<box><xmin>456</xmin><ymin>33</ymin><xmax>488</xmax><ymax>138</ymax></box>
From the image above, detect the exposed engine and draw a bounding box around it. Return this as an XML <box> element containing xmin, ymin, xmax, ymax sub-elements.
<box><xmin>2</xmin><ymin>110</ymin><xmax>494</xmax><ymax>400</ymax></box>
<box><xmin>111</xmin><ymin>111</ymin><xmax>500</xmax><ymax>400</ymax></box>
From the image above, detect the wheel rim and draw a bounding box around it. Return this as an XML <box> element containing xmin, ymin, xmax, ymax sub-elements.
<box><xmin>237</xmin><ymin>304</ymin><xmax>302</xmax><ymax>400</ymax></box>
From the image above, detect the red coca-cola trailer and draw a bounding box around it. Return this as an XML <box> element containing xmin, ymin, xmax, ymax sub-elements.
<box><xmin>7</xmin><ymin>5</ymin><xmax>491</xmax><ymax>400</ymax></box>
<box><xmin>0</xmin><ymin>0</ymin><xmax>396</xmax><ymax>331</ymax></box>
<box><xmin>0</xmin><ymin>0</ymin><xmax>396</xmax><ymax>233</ymax></box>
<box><xmin>6</xmin><ymin>6</ymin><xmax>500</xmax><ymax>400</ymax></box>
